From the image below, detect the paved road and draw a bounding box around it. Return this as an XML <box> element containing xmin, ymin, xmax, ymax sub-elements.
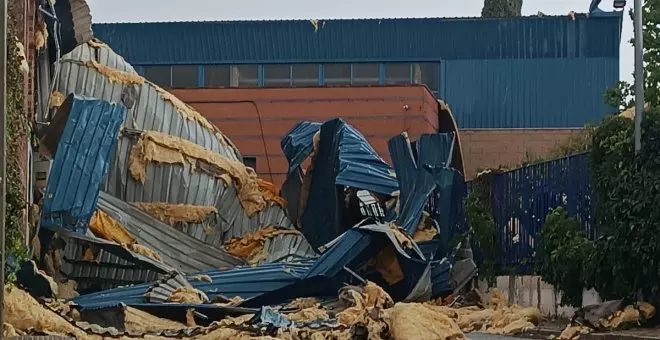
<box><xmin>468</xmin><ymin>333</ymin><xmax>535</xmax><ymax>340</ymax></box>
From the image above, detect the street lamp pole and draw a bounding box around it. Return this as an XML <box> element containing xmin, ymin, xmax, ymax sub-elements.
<box><xmin>634</xmin><ymin>0</ymin><xmax>644</xmax><ymax>153</ymax></box>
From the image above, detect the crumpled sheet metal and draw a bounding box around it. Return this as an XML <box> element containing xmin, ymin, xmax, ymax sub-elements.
<box><xmin>40</xmin><ymin>226</ymin><xmax>170</xmax><ymax>292</ymax></box>
<box><xmin>294</xmin><ymin>119</ymin><xmax>399</xmax><ymax>248</ymax></box>
<box><xmin>39</xmin><ymin>94</ymin><xmax>125</xmax><ymax>234</ymax></box>
<box><xmin>44</xmin><ymin>0</ymin><xmax>94</xmax><ymax>64</ymax></box>
<box><xmin>56</xmin><ymin>43</ymin><xmax>294</xmax><ymax>249</ymax></box>
<box><xmin>97</xmin><ymin>192</ymin><xmax>246</xmax><ymax>273</ymax></box>
<box><xmin>60</xmin><ymin>40</ymin><xmax>136</xmax><ymax>74</ymax></box>
<box><xmin>280</xmin><ymin>121</ymin><xmax>322</xmax><ymax>174</ymax></box>
<box><xmin>225</xmin><ymin>227</ymin><xmax>317</xmax><ymax>265</ymax></box>
<box><xmin>72</xmin><ymin>261</ymin><xmax>315</xmax><ymax>311</ymax></box>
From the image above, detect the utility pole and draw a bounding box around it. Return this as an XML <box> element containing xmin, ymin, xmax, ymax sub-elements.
<box><xmin>0</xmin><ymin>0</ymin><xmax>6</xmax><ymax>330</ymax></box>
<box><xmin>634</xmin><ymin>0</ymin><xmax>644</xmax><ymax>153</ymax></box>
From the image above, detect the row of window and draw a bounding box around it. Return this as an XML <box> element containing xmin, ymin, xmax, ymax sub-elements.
<box><xmin>139</xmin><ymin>63</ymin><xmax>440</xmax><ymax>91</ymax></box>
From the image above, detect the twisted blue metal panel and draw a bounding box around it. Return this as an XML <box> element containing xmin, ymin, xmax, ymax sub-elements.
<box><xmin>91</xmin><ymin>14</ymin><xmax>622</xmax><ymax>65</ymax></box>
<box><xmin>491</xmin><ymin>153</ymin><xmax>594</xmax><ymax>273</ymax></box>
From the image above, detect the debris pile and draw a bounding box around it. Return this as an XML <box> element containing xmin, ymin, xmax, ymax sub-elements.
<box><xmin>558</xmin><ymin>300</ymin><xmax>657</xmax><ymax>339</ymax></box>
<box><xmin>12</xmin><ymin>1</ymin><xmax>544</xmax><ymax>338</ymax></box>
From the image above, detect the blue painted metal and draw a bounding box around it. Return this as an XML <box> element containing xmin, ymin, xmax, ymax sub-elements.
<box><xmin>388</xmin><ymin>133</ymin><xmax>457</xmax><ymax>234</ymax></box>
<box><xmin>441</xmin><ymin>58</ymin><xmax>620</xmax><ymax>128</ymax></box>
<box><xmin>491</xmin><ymin>153</ymin><xmax>594</xmax><ymax>274</ymax></box>
<box><xmin>280</xmin><ymin>121</ymin><xmax>321</xmax><ymax>174</ymax></box>
<box><xmin>92</xmin><ymin>15</ymin><xmax>622</xmax><ymax>65</ymax></box>
<box><xmin>293</xmin><ymin>118</ymin><xmax>398</xmax><ymax>248</ymax></box>
<box><xmin>72</xmin><ymin>261</ymin><xmax>315</xmax><ymax>310</ymax></box>
<box><xmin>40</xmin><ymin>95</ymin><xmax>125</xmax><ymax>233</ymax></box>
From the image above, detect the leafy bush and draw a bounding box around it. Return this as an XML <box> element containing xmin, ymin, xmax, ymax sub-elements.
<box><xmin>588</xmin><ymin>108</ymin><xmax>660</xmax><ymax>304</ymax></box>
<box><xmin>465</xmin><ymin>171</ymin><xmax>498</xmax><ymax>286</ymax></box>
<box><xmin>535</xmin><ymin>207</ymin><xmax>592</xmax><ymax>307</ymax></box>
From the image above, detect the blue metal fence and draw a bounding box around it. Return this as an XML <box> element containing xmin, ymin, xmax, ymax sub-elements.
<box><xmin>491</xmin><ymin>153</ymin><xmax>594</xmax><ymax>273</ymax></box>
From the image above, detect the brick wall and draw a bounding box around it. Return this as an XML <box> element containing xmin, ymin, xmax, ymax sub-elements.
<box><xmin>460</xmin><ymin>129</ymin><xmax>584</xmax><ymax>180</ymax></box>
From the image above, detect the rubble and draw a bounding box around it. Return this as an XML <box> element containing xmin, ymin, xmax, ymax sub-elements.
<box><xmin>557</xmin><ymin>301</ymin><xmax>657</xmax><ymax>339</ymax></box>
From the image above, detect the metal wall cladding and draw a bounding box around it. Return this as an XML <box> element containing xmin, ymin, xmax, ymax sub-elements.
<box><xmin>491</xmin><ymin>153</ymin><xmax>594</xmax><ymax>274</ymax></box>
<box><xmin>91</xmin><ymin>14</ymin><xmax>622</xmax><ymax>64</ymax></box>
<box><xmin>40</xmin><ymin>95</ymin><xmax>125</xmax><ymax>233</ymax></box>
<box><xmin>55</xmin><ymin>44</ymin><xmax>294</xmax><ymax>248</ymax></box>
<box><xmin>441</xmin><ymin>57</ymin><xmax>619</xmax><ymax>128</ymax></box>
<box><xmin>61</xmin><ymin>42</ymin><xmax>137</xmax><ymax>73</ymax></box>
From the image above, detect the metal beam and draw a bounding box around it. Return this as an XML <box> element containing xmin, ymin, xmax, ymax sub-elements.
<box><xmin>634</xmin><ymin>0</ymin><xmax>644</xmax><ymax>153</ymax></box>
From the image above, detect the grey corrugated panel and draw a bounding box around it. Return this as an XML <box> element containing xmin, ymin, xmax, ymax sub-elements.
<box><xmin>61</xmin><ymin>42</ymin><xmax>136</xmax><ymax>73</ymax></box>
<box><xmin>259</xmin><ymin>233</ymin><xmax>318</xmax><ymax>264</ymax></box>
<box><xmin>441</xmin><ymin>57</ymin><xmax>619</xmax><ymax>128</ymax></box>
<box><xmin>97</xmin><ymin>191</ymin><xmax>247</xmax><ymax>272</ymax></box>
<box><xmin>55</xmin><ymin>47</ymin><xmax>294</xmax><ymax>250</ymax></box>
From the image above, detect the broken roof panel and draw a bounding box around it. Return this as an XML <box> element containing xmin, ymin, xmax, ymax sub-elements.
<box><xmin>55</xmin><ymin>43</ymin><xmax>294</xmax><ymax>250</ymax></box>
<box><xmin>40</xmin><ymin>94</ymin><xmax>125</xmax><ymax>233</ymax></box>
<box><xmin>72</xmin><ymin>261</ymin><xmax>315</xmax><ymax>311</ymax></box>
<box><xmin>44</xmin><ymin>0</ymin><xmax>94</xmax><ymax>63</ymax></box>
<box><xmin>296</xmin><ymin>119</ymin><xmax>398</xmax><ymax>248</ymax></box>
<box><xmin>280</xmin><ymin>121</ymin><xmax>321</xmax><ymax>174</ymax></box>
<box><xmin>388</xmin><ymin>132</ymin><xmax>457</xmax><ymax>235</ymax></box>
<box><xmin>97</xmin><ymin>192</ymin><xmax>246</xmax><ymax>272</ymax></box>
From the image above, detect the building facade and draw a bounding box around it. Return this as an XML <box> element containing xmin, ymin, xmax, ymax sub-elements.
<box><xmin>94</xmin><ymin>13</ymin><xmax>623</xmax><ymax>179</ymax></box>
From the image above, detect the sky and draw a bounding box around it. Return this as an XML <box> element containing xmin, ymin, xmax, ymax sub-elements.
<box><xmin>86</xmin><ymin>0</ymin><xmax>635</xmax><ymax>84</ymax></box>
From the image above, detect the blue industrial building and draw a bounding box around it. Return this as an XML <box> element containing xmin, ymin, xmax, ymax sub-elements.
<box><xmin>93</xmin><ymin>12</ymin><xmax>622</xmax><ymax>128</ymax></box>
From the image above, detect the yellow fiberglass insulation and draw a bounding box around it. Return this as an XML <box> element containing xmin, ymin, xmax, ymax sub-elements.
<box><xmin>126</xmin><ymin>243</ymin><xmax>162</xmax><ymax>262</ymax></box>
<box><xmin>413</xmin><ymin>211</ymin><xmax>438</xmax><ymax>242</ymax></box>
<box><xmin>224</xmin><ymin>226</ymin><xmax>302</xmax><ymax>264</ymax></box>
<box><xmin>168</xmin><ymin>286</ymin><xmax>209</xmax><ymax>304</ymax></box>
<box><xmin>49</xmin><ymin>91</ymin><xmax>65</xmax><ymax>108</ymax></box>
<box><xmin>129</xmin><ymin>131</ymin><xmax>282</xmax><ymax>216</ymax></box>
<box><xmin>373</xmin><ymin>245</ymin><xmax>404</xmax><ymax>285</ymax></box>
<box><xmin>133</xmin><ymin>201</ymin><xmax>217</xmax><ymax>226</ymax></box>
<box><xmin>84</xmin><ymin>60</ymin><xmax>145</xmax><ymax>85</ymax></box>
<box><xmin>389</xmin><ymin>223</ymin><xmax>413</xmax><ymax>249</ymax></box>
<box><xmin>34</xmin><ymin>22</ymin><xmax>48</xmax><ymax>50</ymax></box>
<box><xmin>387</xmin><ymin>303</ymin><xmax>466</xmax><ymax>340</ymax></box>
<box><xmin>89</xmin><ymin>209</ymin><xmax>137</xmax><ymax>245</ymax></box>
<box><xmin>124</xmin><ymin>306</ymin><xmax>187</xmax><ymax>334</ymax></box>
<box><xmin>285</xmin><ymin>307</ymin><xmax>329</xmax><ymax>323</ymax></box>
<box><xmin>3</xmin><ymin>285</ymin><xmax>87</xmax><ymax>338</ymax></box>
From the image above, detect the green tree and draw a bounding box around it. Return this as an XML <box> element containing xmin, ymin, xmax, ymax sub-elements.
<box><xmin>604</xmin><ymin>1</ymin><xmax>660</xmax><ymax>109</ymax></box>
<box><xmin>481</xmin><ymin>0</ymin><xmax>523</xmax><ymax>18</ymax></box>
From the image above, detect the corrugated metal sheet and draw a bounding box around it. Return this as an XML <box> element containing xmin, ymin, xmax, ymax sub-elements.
<box><xmin>96</xmin><ymin>192</ymin><xmax>247</xmax><ymax>272</ymax></box>
<box><xmin>40</xmin><ymin>227</ymin><xmax>168</xmax><ymax>292</ymax></box>
<box><xmin>45</xmin><ymin>0</ymin><xmax>94</xmax><ymax>63</ymax></box>
<box><xmin>61</xmin><ymin>41</ymin><xmax>136</xmax><ymax>73</ymax></box>
<box><xmin>280</xmin><ymin>121</ymin><xmax>321</xmax><ymax>174</ymax></box>
<box><xmin>441</xmin><ymin>57</ymin><xmax>619</xmax><ymax>128</ymax></box>
<box><xmin>55</xmin><ymin>43</ymin><xmax>294</xmax><ymax>248</ymax></box>
<box><xmin>40</xmin><ymin>95</ymin><xmax>125</xmax><ymax>233</ymax></box>
<box><xmin>293</xmin><ymin>119</ymin><xmax>398</xmax><ymax>248</ymax></box>
<box><xmin>91</xmin><ymin>14</ymin><xmax>622</xmax><ymax>64</ymax></box>
<box><xmin>72</xmin><ymin>261</ymin><xmax>315</xmax><ymax>310</ymax></box>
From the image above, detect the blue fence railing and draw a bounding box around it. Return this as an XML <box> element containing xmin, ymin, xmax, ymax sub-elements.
<box><xmin>490</xmin><ymin>152</ymin><xmax>595</xmax><ymax>274</ymax></box>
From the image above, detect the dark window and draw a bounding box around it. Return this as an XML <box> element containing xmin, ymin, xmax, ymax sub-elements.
<box><xmin>352</xmin><ymin>63</ymin><xmax>379</xmax><ymax>85</ymax></box>
<box><xmin>292</xmin><ymin>64</ymin><xmax>319</xmax><ymax>86</ymax></box>
<box><xmin>243</xmin><ymin>156</ymin><xmax>257</xmax><ymax>169</ymax></box>
<box><xmin>385</xmin><ymin>63</ymin><xmax>411</xmax><ymax>84</ymax></box>
<box><xmin>323</xmin><ymin>64</ymin><xmax>351</xmax><ymax>85</ymax></box>
<box><xmin>413</xmin><ymin>63</ymin><xmax>439</xmax><ymax>91</ymax></box>
<box><xmin>205</xmin><ymin>65</ymin><xmax>231</xmax><ymax>87</ymax></box>
<box><xmin>143</xmin><ymin>66</ymin><xmax>171</xmax><ymax>87</ymax></box>
<box><xmin>171</xmin><ymin>65</ymin><xmax>199</xmax><ymax>88</ymax></box>
<box><xmin>264</xmin><ymin>64</ymin><xmax>291</xmax><ymax>87</ymax></box>
<box><xmin>232</xmin><ymin>65</ymin><xmax>259</xmax><ymax>87</ymax></box>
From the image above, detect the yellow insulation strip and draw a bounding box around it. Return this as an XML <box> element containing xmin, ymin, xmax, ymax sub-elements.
<box><xmin>89</xmin><ymin>209</ymin><xmax>137</xmax><ymax>245</ymax></box>
<box><xmin>126</xmin><ymin>243</ymin><xmax>162</xmax><ymax>262</ymax></box>
<box><xmin>374</xmin><ymin>245</ymin><xmax>404</xmax><ymax>285</ymax></box>
<box><xmin>152</xmin><ymin>85</ymin><xmax>234</xmax><ymax>151</ymax></box>
<box><xmin>168</xmin><ymin>286</ymin><xmax>209</xmax><ymax>304</ymax></box>
<box><xmin>49</xmin><ymin>91</ymin><xmax>65</xmax><ymax>108</ymax></box>
<box><xmin>134</xmin><ymin>202</ymin><xmax>217</xmax><ymax>226</ymax></box>
<box><xmin>124</xmin><ymin>306</ymin><xmax>186</xmax><ymax>333</ymax></box>
<box><xmin>389</xmin><ymin>303</ymin><xmax>466</xmax><ymax>340</ymax></box>
<box><xmin>87</xmin><ymin>38</ymin><xmax>112</xmax><ymax>50</ymax></box>
<box><xmin>129</xmin><ymin>131</ymin><xmax>280</xmax><ymax>215</ymax></box>
<box><xmin>84</xmin><ymin>60</ymin><xmax>145</xmax><ymax>85</ymax></box>
<box><xmin>224</xmin><ymin>226</ymin><xmax>302</xmax><ymax>264</ymax></box>
<box><xmin>34</xmin><ymin>23</ymin><xmax>48</xmax><ymax>51</ymax></box>
<box><xmin>4</xmin><ymin>285</ymin><xmax>87</xmax><ymax>338</ymax></box>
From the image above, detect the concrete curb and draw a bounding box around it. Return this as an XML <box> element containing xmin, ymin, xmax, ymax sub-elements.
<box><xmin>517</xmin><ymin>328</ymin><xmax>660</xmax><ymax>340</ymax></box>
